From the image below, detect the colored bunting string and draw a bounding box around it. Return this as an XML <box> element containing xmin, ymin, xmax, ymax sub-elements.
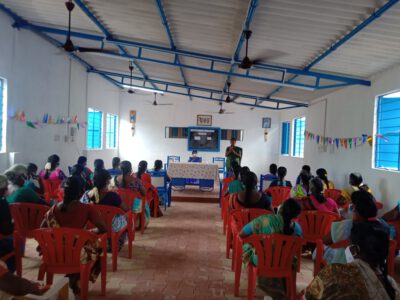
<box><xmin>304</xmin><ymin>130</ymin><xmax>371</xmax><ymax>149</ymax></box>
<box><xmin>11</xmin><ymin>111</ymin><xmax>87</xmax><ymax>129</ymax></box>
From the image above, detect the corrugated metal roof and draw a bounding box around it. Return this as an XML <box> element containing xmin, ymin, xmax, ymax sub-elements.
<box><xmin>1</xmin><ymin>0</ymin><xmax>399</xmax><ymax>107</ymax></box>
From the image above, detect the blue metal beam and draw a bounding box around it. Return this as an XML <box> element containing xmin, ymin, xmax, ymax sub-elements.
<box><xmin>154</xmin><ymin>0</ymin><xmax>192</xmax><ymax>100</ymax></box>
<box><xmin>11</xmin><ymin>22</ymin><xmax>371</xmax><ymax>89</ymax></box>
<box><xmin>265</xmin><ymin>0</ymin><xmax>399</xmax><ymax>100</ymax></box>
<box><xmin>221</xmin><ymin>0</ymin><xmax>259</xmax><ymax>100</ymax></box>
<box><xmin>88</xmin><ymin>68</ymin><xmax>308</xmax><ymax>108</ymax></box>
<box><xmin>72</xmin><ymin>0</ymin><xmax>157</xmax><ymax>89</ymax></box>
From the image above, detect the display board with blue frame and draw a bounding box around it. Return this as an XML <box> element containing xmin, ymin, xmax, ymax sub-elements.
<box><xmin>188</xmin><ymin>127</ymin><xmax>220</xmax><ymax>152</ymax></box>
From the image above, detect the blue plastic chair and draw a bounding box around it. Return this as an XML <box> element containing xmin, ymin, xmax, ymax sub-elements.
<box><xmin>166</xmin><ymin>155</ymin><xmax>180</xmax><ymax>170</ymax></box>
<box><xmin>149</xmin><ymin>171</ymin><xmax>171</xmax><ymax>209</ymax></box>
<box><xmin>188</xmin><ymin>157</ymin><xmax>202</xmax><ymax>163</ymax></box>
<box><xmin>213</xmin><ymin>157</ymin><xmax>226</xmax><ymax>175</ymax></box>
<box><xmin>259</xmin><ymin>175</ymin><xmax>274</xmax><ymax>192</ymax></box>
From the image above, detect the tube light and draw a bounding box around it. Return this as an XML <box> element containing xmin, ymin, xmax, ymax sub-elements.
<box><xmin>122</xmin><ymin>85</ymin><xmax>164</xmax><ymax>94</ymax></box>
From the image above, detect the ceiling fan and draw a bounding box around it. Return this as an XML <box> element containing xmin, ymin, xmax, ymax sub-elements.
<box><xmin>225</xmin><ymin>82</ymin><xmax>238</xmax><ymax>103</ymax></box>
<box><xmin>62</xmin><ymin>1</ymin><xmax>118</xmax><ymax>54</ymax></box>
<box><xmin>207</xmin><ymin>102</ymin><xmax>234</xmax><ymax>115</ymax></box>
<box><xmin>238</xmin><ymin>30</ymin><xmax>265</xmax><ymax>70</ymax></box>
<box><xmin>146</xmin><ymin>93</ymin><xmax>173</xmax><ymax>106</ymax></box>
<box><xmin>127</xmin><ymin>62</ymin><xmax>135</xmax><ymax>94</ymax></box>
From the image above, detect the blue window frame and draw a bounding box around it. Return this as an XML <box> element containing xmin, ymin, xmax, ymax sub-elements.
<box><xmin>281</xmin><ymin>122</ymin><xmax>290</xmax><ymax>155</ymax></box>
<box><xmin>87</xmin><ymin>108</ymin><xmax>102</xmax><ymax>149</ymax></box>
<box><xmin>292</xmin><ymin>117</ymin><xmax>306</xmax><ymax>157</ymax></box>
<box><xmin>0</xmin><ymin>78</ymin><xmax>5</xmax><ymax>152</ymax></box>
<box><xmin>375</xmin><ymin>92</ymin><xmax>400</xmax><ymax>171</ymax></box>
<box><xmin>106</xmin><ymin>113</ymin><xmax>118</xmax><ymax>149</ymax></box>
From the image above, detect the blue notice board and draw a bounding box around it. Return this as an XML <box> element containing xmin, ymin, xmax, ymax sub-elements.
<box><xmin>188</xmin><ymin>127</ymin><xmax>220</xmax><ymax>152</ymax></box>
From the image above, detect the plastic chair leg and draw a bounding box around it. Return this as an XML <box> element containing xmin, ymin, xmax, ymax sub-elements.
<box><xmin>231</xmin><ymin>235</ymin><xmax>237</xmax><ymax>271</ymax></box>
<box><xmin>141</xmin><ymin>212</ymin><xmax>145</xmax><ymax>235</ymax></box>
<box><xmin>38</xmin><ymin>264</ymin><xmax>46</xmax><ymax>281</ymax></box>
<box><xmin>234</xmin><ymin>249</ymin><xmax>242</xmax><ymax>296</ymax></box>
<box><xmin>101</xmin><ymin>255</ymin><xmax>107</xmax><ymax>296</ymax></box>
<box><xmin>14</xmin><ymin>235</ymin><xmax>23</xmax><ymax>277</ymax></box>
<box><xmin>247</xmin><ymin>264</ymin><xmax>257</xmax><ymax>300</ymax></box>
<box><xmin>112</xmin><ymin>235</ymin><xmax>118</xmax><ymax>272</ymax></box>
<box><xmin>80</xmin><ymin>267</ymin><xmax>90</xmax><ymax>300</ymax></box>
<box><xmin>226</xmin><ymin>230</ymin><xmax>232</xmax><ymax>258</ymax></box>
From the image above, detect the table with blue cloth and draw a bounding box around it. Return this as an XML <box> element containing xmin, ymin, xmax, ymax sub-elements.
<box><xmin>167</xmin><ymin>162</ymin><xmax>219</xmax><ymax>191</ymax></box>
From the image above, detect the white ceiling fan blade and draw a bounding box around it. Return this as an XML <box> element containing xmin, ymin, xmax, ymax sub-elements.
<box><xmin>157</xmin><ymin>103</ymin><xmax>173</xmax><ymax>106</ymax></box>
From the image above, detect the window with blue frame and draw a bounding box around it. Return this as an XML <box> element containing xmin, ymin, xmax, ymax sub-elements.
<box><xmin>281</xmin><ymin>122</ymin><xmax>290</xmax><ymax>155</ymax></box>
<box><xmin>87</xmin><ymin>108</ymin><xmax>102</xmax><ymax>149</ymax></box>
<box><xmin>0</xmin><ymin>78</ymin><xmax>5</xmax><ymax>152</ymax></box>
<box><xmin>106</xmin><ymin>113</ymin><xmax>118</xmax><ymax>149</ymax></box>
<box><xmin>375</xmin><ymin>92</ymin><xmax>400</xmax><ymax>171</ymax></box>
<box><xmin>292</xmin><ymin>117</ymin><xmax>306</xmax><ymax>157</ymax></box>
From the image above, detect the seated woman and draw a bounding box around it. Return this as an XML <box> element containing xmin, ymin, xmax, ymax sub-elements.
<box><xmin>309</xmin><ymin>177</ymin><xmax>339</xmax><ymax>214</ymax></box>
<box><xmin>25</xmin><ymin>163</ymin><xmax>43</xmax><ymax>194</ymax></box>
<box><xmin>41</xmin><ymin>176</ymin><xmax>107</xmax><ymax>295</ymax></box>
<box><xmin>5</xmin><ymin>165</ymin><xmax>48</xmax><ymax>205</ymax></box>
<box><xmin>137</xmin><ymin>160</ymin><xmax>151</xmax><ymax>186</ymax></box>
<box><xmin>295</xmin><ymin>165</ymin><xmax>312</xmax><ymax>185</ymax></box>
<box><xmin>81</xmin><ymin>169</ymin><xmax>128</xmax><ymax>251</ymax></box>
<box><xmin>306</xmin><ymin>221</ymin><xmax>400</xmax><ymax>300</ymax></box>
<box><xmin>236</xmin><ymin>172</ymin><xmax>273</xmax><ymax>211</ymax></box>
<box><xmin>321</xmin><ymin>190</ymin><xmax>394</xmax><ymax>265</ymax></box>
<box><xmin>71</xmin><ymin>164</ymin><xmax>93</xmax><ymax>190</ymax></box>
<box><xmin>227</xmin><ymin>166</ymin><xmax>249</xmax><ymax>195</ymax></box>
<box><xmin>113</xmin><ymin>161</ymin><xmax>149</xmax><ymax>229</ymax></box>
<box><xmin>77</xmin><ymin>156</ymin><xmax>93</xmax><ymax>185</ymax></box>
<box><xmin>269</xmin><ymin>166</ymin><xmax>292</xmax><ymax>188</ymax></box>
<box><xmin>316</xmin><ymin>168</ymin><xmax>335</xmax><ymax>190</ymax></box>
<box><xmin>153</xmin><ymin>159</ymin><xmax>164</xmax><ymax>172</ymax></box>
<box><xmin>263</xmin><ymin>163</ymin><xmax>278</xmax><ymax>181</ymax></box>
<box><xmin>94</xmin><ymin>159</ymin><xmax>105</xmax><ymax>173</ymax></box>
<box><xmin>0</xmin><ymin>175</ymin><xmax>15</xmax><ymax>273</ymax></box>
<box><xmin>340</xmin><ymin>172</ymin><xmax>373</xmax><ymax>205</ymax></box>
<box><xmin>292</xmin><ymin>170</ymin><xmax>311</xmax><ymax>198</ymax></box>
<box><xmin>188</xmin><ymin>150</ymin><xmax>202</xmax><ymax>163</ymax></box>
<box><xmin>239</xmin><ymin>198</ymin><xmax>302</xmax><ymax>295</ymax></box>
<box><xmin>108</xmin><ymin>157</ymin><xmax>122</xmax><ymax>177</ymax></box>
<box><xmin>39</xmin><ymin>155</ymin><xmax>66</xmax><ymax>181</ymax></box>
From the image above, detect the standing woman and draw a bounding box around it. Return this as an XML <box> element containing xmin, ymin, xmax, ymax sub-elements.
<box><xmin>225</xmin><ymin>137</ymin><xmax>242</xmax><ymax>174</ymax></box>
<box><xmin>114</xmin><ymin>161</ymin><xmax>149</xmax><ymax>229</ymax></box>
<box><xmin>39</xmin><ymin>155</ymin><xmax>66</xmax><ymax>181</ymax></box>
<box><xmin>316</xmin><ymin>168</ymin><xmax>335</xmax><ymax>190</ymax></box>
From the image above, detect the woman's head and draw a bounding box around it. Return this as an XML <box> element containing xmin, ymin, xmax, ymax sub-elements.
<box><xmin>349</xmin><ymin>172</ymin><xmax>363</xmax><ymax>187</ymax></box>
<box><xmin>0</xmin><ymin>175</ymin><xmax>8</xmax><ymax>197</ymax></box>
<box><xmin>70</xmin><ymin>164</ymin><xmax>84</xmax><ymax>177</ymax></box>
<box><xmin>302</xmin><ymin>165</ymin><xmax>311</xmax><ymax>173</ymax></box>
<box><xmin>316</xmin><ymin>168</ymin><xmax>329</xmax><ymax>186</ymax></box>
<box><xmin>94</xmin><ymin>159</ymin><xmax>105</xmax><ymax>171</ymax></box>
<box><xmin>27</xmin><ymin>163</ymin><xmax>38</xmax><ymax>176</ymax></box>
<box><xmin>154</xmin><ymin>160</ymin><xmax>163</xmax><ymax>171</ymax></box>
<box><xmin>4</xmin><ymin>164</ymin><xmax>28</xmax><ymax>187</ymax></box>
<box><xmin>77</xmin><ymin>156</ymin><xmax>87</xmax><ymax>166</ymax></box>
<box><xmin>112</xmin><ymin>157</ymin><xmax>121</xmax><ymax>169</ymax></box>
<box><xmin>120</xmin><ymin>161</ymin><xmax>132</xmax><ymax>176</ymax></box>
<box><xmin>242</xmin><ymin>171</ymin><xmax>258</xmax><ymax>205</ymax></box>
<box><xmin>230</xmin><ymin>160</ymin><xmax>240</xmax><ymax>173</ymax></box>
<box><xmin>299</xmin><ymin>170</ymin><xmax>311</xmax><ymax>186</ymax></box>
<box><xmin>239</xmin><ymin>166</ymin><xmax>250</xmax><ymax>181</ymax></box>
<box><xmin>351</xmin><ymin>190</ymin><xmax>377</xmax><ymax>222</ymax></box>
<box><xmin>93</xmin><ymin>169</ymin><xmax>111</xmax><ymax>190</ymax></box>
<box><xmin>137</xmin><ymin>160</ymin><xmax>148</xmax><ymax>179</ymax></box>
<box><xmin>279</xmin><ymin>198</ymin><xmax>302</xmax><ymax>235</ymax></box>
<box><xmin>232</xmin><ymin>163</ymin><xmax>241</xmax><ymax>179</ymax></box>
<box><xmin>310</xmin><ymin>177</ymin><xmax>326</xmax><ymax>203</ymax></box>
<box><xmin>269</xmin><ymin>163</ymin><xmax>278</xmax><ymax>176</ymax></box>
<box><xmin>61</xmin><ymin>176</ymin><xmax>85</xmax><ymax>211</ymax></box>
<box><xmin>277</xmin><ymin>166</ymin><xmax>287</xmax><ymax>181</ymax></box>
<box><xmin>47</xmin><ymin>154</ymin><xmax>60</xmax><ymax>170</ymax></box>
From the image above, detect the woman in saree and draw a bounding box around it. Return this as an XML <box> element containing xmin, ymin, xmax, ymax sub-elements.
<box><xmin>316</xmin><ymin>168</ymin><xmax>335</xmax><ymax>191</ymax></box>
<box><xmin>309</xmin><ymin>177</ymin><xmax>339</xmax><ymax>214</ymax></box>
<box><xmin>113</xmin><ymin>161</ymin><xmax>149</xmax><ymax>229</ymax></box>
<box><xmin>339</xmin><ymin>172</ymin><xmax>373</xmax><ymax>206</ymax></box>
<box><xmin>40</xmin><ymin>176</ymin><xmax>106</xmax><ymax>295</ymax></box>
<box><xmin>292</xmin><ymin>170</ymin><xmax>311</xmax><ymax>198</ymax></box>
<box><xmin>239</xmin><ymin>198</ymin><xmax>302</xmax><ymax>297</ymax></box>
<box><xmin>227</xmin><ymin>166</ymin><xmax>248</xmax><ymax>195</ymax></box>
<box><xmin>39</xmin><ymin>155</ymin><xmax>66</xmax><ymax>181</ymax></box>
<box><xmin>306</xmin><ymin>221</ymin><xmax>400</xmax><ymax>300</ymax></box>
<box><xmin>81</xmin><ymin>169</ymin><xmax>129</xmax><ymax>251</ymax></box>
<box><xmin>321</xmin><ymin>190</ymin><xmax>394</xmax><ymax>265</ymax></box>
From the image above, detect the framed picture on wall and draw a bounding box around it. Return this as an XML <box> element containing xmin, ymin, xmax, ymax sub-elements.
<box><xmin>197</xmin><ymin>115</ymin><xmax>212</xmax><ymax>126</ymax></box>
<box><xmin>262</xmin><ymin>117</ymin><xmax>271</xmax><ymax>128</ymax></box>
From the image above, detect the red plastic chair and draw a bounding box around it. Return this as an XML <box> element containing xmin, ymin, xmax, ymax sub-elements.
<box><xmin>33</xmin><ymin>228</ymin><xmax>107</xmax><ymax>300</ymax></box>
<box><xmin>9</xmin><ymin>203</ymin><xmax>50</xmax><ymax>275</ymax></box>
<box><xmin>0</xmin><ymin>234</ymin><xmax>22</xmax><ymax>277</ymax></box>
<box><xmin>143</xmin><ymin>182</ymin><xmax>159</xmax><ymax>218</ymax></box>
<box><xmin>92</xmin><ymin>205</ymin><xmax>134</xmax><ymax>272</ymax></box>
<box><xmin>222</xmin><ymin>193</ymin><xmax>238</xmax><ymax>235</ymax></box>
<box><xmin>41</xmin><ymin>179</ymin><xmax>62</xmax><ymax>203</ymax></box>
<box><xmin>117</xmin><ymin>188</ymin><xmax>146</xmax><ymax>234</ymax></box>
<box><xmin>266</xmin><ymin>186</ymin><xmax>291</xmax><ymax>208</ymax></box>
<box><xmin>243</xmin><ymin>234</ymin><xmax>302</xmax><ymax>300</ymax></box>
<box><xmin>298</xmin><ymin>211</ymin><xmax>339</xmax><ymax>275</ymax></box>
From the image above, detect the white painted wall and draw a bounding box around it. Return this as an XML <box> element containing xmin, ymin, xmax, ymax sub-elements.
<box><xmin>0</xmin><ymin>12</ymin><xmax>120</xmax><ymax>172</ymax></box>
<box><xmin>118</xmin><ymin>92</ymin><xmax>280</xmax><ymax>175</ymax></box>
<box><xmin>279</xmin><ymin>63</ymin><xmax>400</xmax><ymax>208</ymax></box>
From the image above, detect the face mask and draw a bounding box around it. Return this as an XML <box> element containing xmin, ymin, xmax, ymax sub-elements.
<box><xmin>345</xmin><ymin>245</ymin><xmax>356</xmax><ymax>263</ymax></box>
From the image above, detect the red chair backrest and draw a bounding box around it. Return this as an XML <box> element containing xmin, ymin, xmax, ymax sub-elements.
<box><xmin>90</xmin><ymin>204</ymin><xmax>127</xmax><ymax>236</ymax></box>
<box><xmin>230</xmin><ymin>208</ymin><xmax>273</xmax><ymax>232</ymax></box>
<box><xmin>244</xmin><ymin>234</ymin><xmax>301</xmax><ymax>275</ymax></box>
<box><xmin>298</xmin><ymin>211</ymin><xmax>339</xmax><ymax>241</ymax></box>
<box><xmin>323</xmin><ymin>189</ymin><xmax>342</xmax><ymax>202</ymax></box>
<box><xmin>116</xmin><ymin>188</ymin><xmax>141</xmax><ymax>208</ymax></box>
<box><xmin>222</xmin><ymin>177</ymin><xmax>235</xmax><ymax>195</ymax></box>
<box><xmin>41</xmin><ymin>179</ymin><xmax>62</xmax><ymax>202</ymax></box>
<box><xmin>33</xmin><ymin>228</ymin><xmax>98</xmax><ymax>268</ymax></box>
<box><xmin>267</xmin><ymin>187</ymin><xmax>291</xmax><ymax>208</ymax></box>
<box><xmin>10</xmin><ymin>203</ymin><xmax>50</xmax><ymax>236</ymax></box>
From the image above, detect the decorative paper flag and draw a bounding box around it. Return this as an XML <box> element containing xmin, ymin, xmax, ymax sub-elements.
<box><xmin>316</xmin><ymin>135</ymin><xmax>320</xmax><ymax>144</ymax></box>
<box><xmin>77</xmin><ymin>123</ymin><xmax>80</xmax><ymax>130</ymax></box>
<box><xmin>335</xmin><ymin>138</ymin><xmax>339</xmax><ymax>149</ymax></box>
<box><xmin>72</xmin><ymin>116</ymin><xmax>78</xmax><ymax>124</ymax></box>
<box><xmin>367</xmin><ymin>136</ymin><xmax>373</xmax><ymax>146</ymax></box>
<box><xmin>26</xmin><ymin>121</ymin><xmax>37</xmax><ymax>129</ymax></box>
<box><xmin>20</xmin><ymin>112</ymin><xmax>26</xmax><ymax>121</ymax></box>
<box><xmin>376</xmin><ymin>134</ymin><xmax>390</xmax><ymax>142</ymax></box>
<box><xmin>42</xmin><ymin>113</ymin><xmax>49</xmax><ymax>124</ymax></box>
